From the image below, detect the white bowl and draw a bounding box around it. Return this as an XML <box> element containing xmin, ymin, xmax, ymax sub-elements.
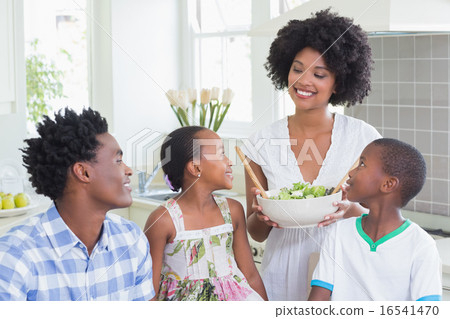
<box><xmin>257</xmin><ymin>189</ymin><xmax>342</xmax><ymax>228</ymax></box>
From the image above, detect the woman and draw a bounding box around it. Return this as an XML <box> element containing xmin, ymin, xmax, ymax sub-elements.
<box><xmin>241</xmin><ymin>9</ymin><xmax>381</xmax><ymax>300</ymax></box>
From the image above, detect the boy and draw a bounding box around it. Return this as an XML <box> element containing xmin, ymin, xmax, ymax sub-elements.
<box><xmin>0</xmin><ymin>108</ymin><xmax>154</xmax><ymax>300</ymax></box>
<box><xmin>308</xmin><ymin>138</ymin><xmax>442</xmax><ymax>301</ymax></box>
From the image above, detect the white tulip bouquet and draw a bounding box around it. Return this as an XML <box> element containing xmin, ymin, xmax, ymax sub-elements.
<box><xmin>166</xmin><ymin>87</ymin><xmax>234</xmax><ymax>132</ymax></box>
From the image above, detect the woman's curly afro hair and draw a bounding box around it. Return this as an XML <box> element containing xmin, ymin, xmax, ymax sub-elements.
<box><xmin>22</xmin><ymin>107</ymin><xmax>108</xmax><ymax>201</ymax></box>
<box><xmin>265</xmin><ymin>8</ymin><xmax>372</xmax><ymax>107</ymax></box>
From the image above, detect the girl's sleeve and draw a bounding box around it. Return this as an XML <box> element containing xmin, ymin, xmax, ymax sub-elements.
<box><xmin>311</xmin><ymin>225</ymin><xmax>337</xmax><ymax>293</ymax></box>
<box><xmin>411</xmin><ymin>240</ymin><xmax>442</xmax><ymax>301</ymax></box>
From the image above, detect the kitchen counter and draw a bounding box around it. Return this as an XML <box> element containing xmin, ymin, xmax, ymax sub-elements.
<box><xmin>435</xmin><ymin>238</ymin><xmax>450</xmax><ymax>300</ymax></box>
<box><xmin>0</xmin><ymin>196</ymin><xmax>52</xmax><ymax>236</ymax></box>
<box><xmin>402</xmin><ymin>211</ymin><xmax>450</xmax><ymax>299</ymax></box>
<box><xmin>436</xmin><ymin>238</ymin><xmax>450</xmax><ymax>294</ymax></box>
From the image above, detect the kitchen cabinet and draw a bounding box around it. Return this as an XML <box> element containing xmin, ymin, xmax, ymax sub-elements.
<box><xmin>108</xmin><ymin>207</ymin><xmax>129</xmax><ymax>220</ymax></box>
<box><xmin>443</xmin><ymin>289</ymin><xmax>450</xmax><ymax>301</ymax></box>
<box><xmin>436</xmin><ymin>238</ymin><xmax>450</xmax><ymax>301</ymax></box>
<box><xmin>107</xmin><ymin>199</ymin><xmax>160</xmax><ymax>230</ymax></box>
<box><xmin>128</xmin><ymin>198</ymin><xmax>160</xmax><ymax>230</ymax></box>
<box><xmin>0</xmin><ymin>0</ymin><xmax>16</xmax><ymax>115</ymax></box>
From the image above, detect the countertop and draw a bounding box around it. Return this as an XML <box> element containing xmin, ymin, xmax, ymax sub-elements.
<box><xmin>0</xmin><ymin>196</ymin><xmax>52</xmax><ymax>235</ymax></box>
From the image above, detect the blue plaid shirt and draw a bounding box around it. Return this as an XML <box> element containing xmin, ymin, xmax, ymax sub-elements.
<box><xmin>0</xmin><ymin>205</ymin><xmax>154</xmax><ymax>301</ymax></box>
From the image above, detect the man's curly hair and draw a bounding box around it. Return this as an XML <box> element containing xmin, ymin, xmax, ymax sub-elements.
<box><xmin>22</xmin><ymin>108</ymin><xmax>108</xmax><ymax>201</ymax></box>
<box><xmin>265</xmin><ymin>9</ymin><xmax>372</xmax><ymax>107</ymax></box>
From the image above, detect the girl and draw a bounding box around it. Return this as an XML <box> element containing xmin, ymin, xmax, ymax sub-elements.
<box><xmin>144</xmin><ymin>126</ymin><xmax>267</xmax><ymax>301</ymax></box>
<box><xmin>241</xmin><ymin>9</ymin><xmax>382</xmax><ymax>300</ymax></box>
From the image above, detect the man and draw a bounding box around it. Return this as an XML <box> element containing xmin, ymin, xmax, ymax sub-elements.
<box><xmin>0</xmin><ymin>108</ymin><xmax>154</xmax><ymax>300</ymax></box>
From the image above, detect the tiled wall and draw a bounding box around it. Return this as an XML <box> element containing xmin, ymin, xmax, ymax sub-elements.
<box><xmin>346</xmin><ymin>34</ymin><xmax>450</xmax><ymax>217</ymax></box>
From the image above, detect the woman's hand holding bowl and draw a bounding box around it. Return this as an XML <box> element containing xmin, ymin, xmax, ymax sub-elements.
<box><xmin>251</xmin><ymin>187</ymin><xmax>281</xmax><ymax>228</ymax></box>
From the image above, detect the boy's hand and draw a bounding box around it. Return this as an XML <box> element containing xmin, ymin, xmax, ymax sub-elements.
<box><xmin>308</xmin><ymin>286</ymin><xmax>332</xmax><ymax>301</ymax></box>
<box><xmin>318</xmin><ymin>185</ymin><xmax>349</xmax><ymax>227</ymax></box>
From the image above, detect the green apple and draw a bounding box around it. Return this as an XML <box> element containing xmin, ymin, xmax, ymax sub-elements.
<box><xmin>14</xmin><ymin>193</ymin><xmax>30</xmax><ymax>208</ymax></box>
<box><xmin>0</xmin><ymin>199</ymin><xmax>2</xmax><ymax>209</ymax></box>
<box><xmin>0</xmin><ymin>192</ymin><xmax>5</xmax><ymax>199</ymax></box>
<box><xmin>2</xmin><ymin>196</ymin><xmax>15</xmax><ymax>210</ymax></box>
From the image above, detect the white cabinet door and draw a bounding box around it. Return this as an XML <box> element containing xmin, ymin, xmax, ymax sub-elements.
<box><xmin>443</xmin><ymin>288</ymin><xmax>450</xmax><ymax>301</ymax></box>
<box><xmin>0</xmin><ymin>0</ymin><xmax>16</xmax><ymax>115</ymax></box>
<box><xmin>108</xmin><ymin>207</ymin><xmax>130</xmax><ymax>220</ymax></box>
<box><xmin>129</xmin><ymin>204</ymin><xmax>159</xmax><ymax>231</ymax></box>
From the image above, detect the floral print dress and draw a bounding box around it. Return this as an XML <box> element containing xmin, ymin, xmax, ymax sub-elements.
<box><xmin>157</xmin><ymin>195</ymin><xmax>263</xmax><ymax>301</ymax></box>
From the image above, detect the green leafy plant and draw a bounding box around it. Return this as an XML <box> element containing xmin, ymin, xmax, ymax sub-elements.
<box><xmin>26</xmin><ymin>39</ymin><xmax>65</xmax><ymax>124</ymax></box>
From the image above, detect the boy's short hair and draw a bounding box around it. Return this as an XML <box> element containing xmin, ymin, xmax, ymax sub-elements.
<box><xmin>22</xmin><ymin>107</ymin><xmax>108</xmax><ymax>201</ymax></box>
<box><xmin>371</xmin><ymin>138</ymin><xmax>426</xmax><ymax>207</ymax></box>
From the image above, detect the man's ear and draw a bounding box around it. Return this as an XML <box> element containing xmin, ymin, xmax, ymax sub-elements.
<box><xmin>71</xmin><ymin>162</ymin><xmax>91</xmax><ymax>183</ymax></box>
<box><xmin>381</xmin><ymin>176</ymin><xmax>399</xmax><ymax>193</ymax></box>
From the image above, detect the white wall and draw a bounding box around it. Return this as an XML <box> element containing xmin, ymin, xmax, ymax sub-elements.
<box><xmin>250</xmin><ymin>0</ymin><xmax>277</xmax><ymax>134</ymax></box>
<box><xmin>0</xmin><ymin>0</ymin><xmax>27</xmax><ymax>165</ymax></box>
<box><xmin>1</xmin><ymin>0</ymin><xmax>180</xmax><ymax>174</ymax></box>
<box><xmin>109</xmin><ymin>0</ymin><xmax>181</xmax><ymax>153</ymax></box>
<box><xmin>23</xmin><ymin>0</ymin><xmax>57</xmax><ymax>57</ymax></box>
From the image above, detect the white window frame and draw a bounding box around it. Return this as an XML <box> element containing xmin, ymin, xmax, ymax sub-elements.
<box><xmin>86</xmin><ymin>0</ymin><xmax>113</xmax><ymax>130</ymax></box>
<box><xmin>181</xmin><ymin>0</ymin><xmax>280</xmax><ymax>137</ymax></box>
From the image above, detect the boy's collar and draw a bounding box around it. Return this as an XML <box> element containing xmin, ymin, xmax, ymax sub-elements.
<box><xmin>356</xmin><ymin>214</ymin><xmax>411</xmax><ymax>252</ymax></box>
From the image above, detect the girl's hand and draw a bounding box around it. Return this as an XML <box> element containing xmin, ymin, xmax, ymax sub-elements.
<box><xmin>251</xmin><ymin>187</ymin><xmax>281</xmax><ymax>228</ymax></box>
<box><xmin>318</xmin><ymin>184</ymin><xmax>350</xmax><ymax>227</ymax></box>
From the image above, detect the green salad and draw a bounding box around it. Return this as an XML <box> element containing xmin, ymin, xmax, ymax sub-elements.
<box><xmin>270</xmin><ymin>182</ymin><xmax>334</xmax><ymax>200</ymax></box>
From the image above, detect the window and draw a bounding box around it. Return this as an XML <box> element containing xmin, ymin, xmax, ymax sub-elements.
<box><xmin>188</xmin><ymin>0</ymin><xmax>252</xmax><ymax>123</ymax></box>
<box><xmin>185</xmin><ymin>0</ymin><xmax>338</xmax><ymax>133</ymax></box>
<box><xmin>24</xmin><ymin>0</ymin><xmax>89</xmax><ymax>133</ymax></box>
<box><xmin>270</xmin><ymin>0</ymin><xmax>311</xmax><ymax>18</ymax></box>
<box><xmin>186</xmin><ymin>0</ymin><xmax>316</xmax><ymax>133</ymax></box>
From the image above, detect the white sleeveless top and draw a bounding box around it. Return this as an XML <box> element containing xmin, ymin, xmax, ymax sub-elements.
<box><xmin>241</xmin><ymin>113</ymin><xmax>381</xmax><ymax>300</ymax></box>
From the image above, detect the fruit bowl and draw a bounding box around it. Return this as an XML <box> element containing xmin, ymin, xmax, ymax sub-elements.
<box><xmin>0</xmin><ymin>202</ymin><xmax>38</xmax><ymax>218</ymax></box>
<box><xmin>257</xmin><ymin>189</ymin><xmax>342</xmax><ymax>228</ymax></box>
<box><xmin>0</xmin><ymin>192</ymin><xmax>34</xmax><ymax>217</ymax></box>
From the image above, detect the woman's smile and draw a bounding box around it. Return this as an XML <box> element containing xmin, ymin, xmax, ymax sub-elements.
<box><xmin>288</xmin><ymin>47</ymin><xmax>336</xmax><ymax>110</ymax></box>
<box><xmin>294</xmin><ymin>88</ymin><xmax>317</xmax><ymax>98</ymax></box>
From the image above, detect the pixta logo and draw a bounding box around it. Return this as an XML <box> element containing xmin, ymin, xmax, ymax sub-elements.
<box><xmin>125</xmin><ymin>128</ymin><xmax>168</xmax><ymax>174</ymax></box>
